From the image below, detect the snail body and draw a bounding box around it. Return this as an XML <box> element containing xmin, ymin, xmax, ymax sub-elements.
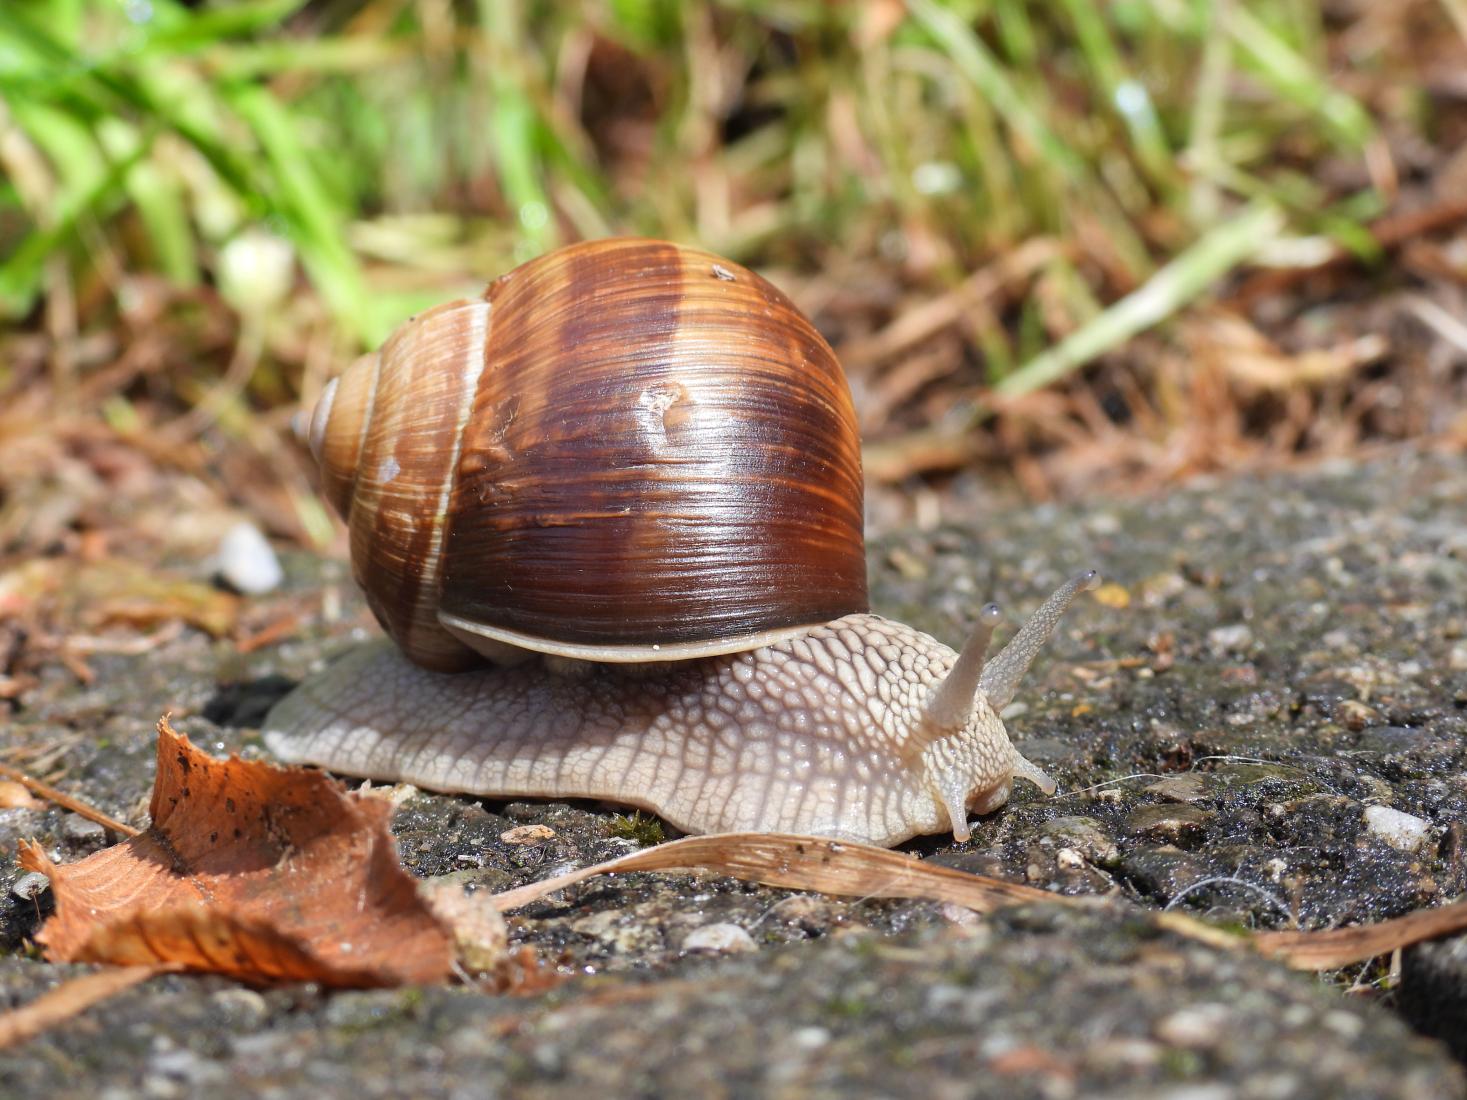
<box><xmin>264</xmin><ymin>238</ymin><xmax>1097</xmax><ymax>847</ymax></box>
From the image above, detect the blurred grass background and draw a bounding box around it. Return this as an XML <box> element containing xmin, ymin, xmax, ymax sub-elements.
<box><xmin>2</xmin><ymin>0</ymin><xmax>1466</xmax><ymax>544</ymax></box>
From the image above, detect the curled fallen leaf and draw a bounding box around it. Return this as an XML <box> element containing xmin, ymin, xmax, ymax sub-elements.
<box><xmin>419</xmin><ymin>878</ymin><xmax>510</xmax><ymax>977</ymax></box>
<box><xmin>19</xmin><ymin>717</ymin><xmax>454</xmax><ymax>988</ymax></box>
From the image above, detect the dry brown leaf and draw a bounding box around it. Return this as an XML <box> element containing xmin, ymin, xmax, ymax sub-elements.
<box><xmin>1183</xmin><ymin>313</ymin><xmax>1387</xmax><ymax>394</ymax></box>
<box><xmin>420</xmin><ymin>879</ymin><xmax>510</xmax><ymax>976</ymax></box>
<box><xmin>0</xmin><ymin>558</ymin><xmax>240</xmax><ymax>639</ymax></box>
<box><xmin>20</xmin><ymin>718</ymin><xmax>453</xmax><ymax>987</ymax></box>
<box><xmin>0</xmin><ymin>965</ymin><xmax>175</xmax><ymax>1051</ymax></box>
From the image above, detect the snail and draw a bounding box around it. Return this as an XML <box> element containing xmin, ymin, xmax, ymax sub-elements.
<box><xmin>263</xmin><ymin>238</ymin><xmax>1099</xmax><ymax>848</ymax></box>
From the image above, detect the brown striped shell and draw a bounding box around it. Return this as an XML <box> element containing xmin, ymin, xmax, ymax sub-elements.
<box><xmin>307</xmin><ymin>238</ymin><xmax>868</xmax><ymax>671</ymax></box>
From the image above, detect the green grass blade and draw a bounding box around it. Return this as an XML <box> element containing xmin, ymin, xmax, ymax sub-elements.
<box><xmin>1226</xmin><ymin>5</ymin><xmax>1374</xmax><ymax>147</ymax></box>
<box><xmin>1055</xmin><ymin>0</ymin><xmax>1178</xmax><ymax>192</ymax></box>
<box><xmin>907</xmin><ymin>0</ymin><xmax>1152</xmax><ymax>278</ymax></box>
<box><xmin>0</xmin><ymin>8</ymin><xmax>264</xmax><ymax>209</ymax></box>
<box><xmin>0</xmin><ymin>142</ymin><xmax>145</xmax><ymax>318</ymax></box>
<box><xmin>135</xmin><ymin>0</ymin><xmax>313</xmax><ymax>54</ymax></box>
<box><xmin>997</xmin><ymin>201</ymin><xmax>1286</xmax><ymax>397</ymax></box>
<box><xmin>228</xmin><ymin>84</ymin><xmax>372</xmax><ymax>342</ymax></box>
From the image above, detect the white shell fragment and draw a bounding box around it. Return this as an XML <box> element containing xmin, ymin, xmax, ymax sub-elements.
<box><xmin>1362</xmin><ymin>805</ymin><xmax>1431</xmax><ymax>852</ymax></box>
<box><xmin>216</xmin><ymin>521</ymin><xmax>284</xmax><ymax>595</ymax></box>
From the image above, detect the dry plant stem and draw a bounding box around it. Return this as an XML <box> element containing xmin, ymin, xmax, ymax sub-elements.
<box><xmin>1252</xmin><ymin>896</ymin><xmax>1467</xmax><ymax>971</ymax></box>
<box><xmin>1230</xmin><ymin>195</ymin><xmax>1467</xmax><ymax>309</ymax></box>
<box><xmin>491</xmin><ymin>832</ymin><xmax>1467</xmax><ymax>973</ymax></box>
<box><xmin>998</xmin><ymin>201</ymin><xmax>1286</xmax><ymax>398</ymax></box>
<box><xmin>862</xmin><ymin>423</ymin><xmax>990</xmax><ymax>482</ymax></box>
<box><xmin>838</xmin><ymin>238</ymin><xmax>1060</xmax><ymax>368</ymax></box>
<box><xmin>0</xmin><ymin>761</ymin><xmax>138</xmax><ymax>836</ymax></box>
<box><xmin>490</xmin><ymin>832</ymin><xmax>1056</xmax><ymax>914</ymax></box>
<box><xmin>0</xmin><ymin>964</ymin><xmax>177</xmax><ymax>1051</ymax></box>
<box><xmin>160</xmin><ymin>313</ymin><xmax>265</xmax><ymax>443</ymax></box>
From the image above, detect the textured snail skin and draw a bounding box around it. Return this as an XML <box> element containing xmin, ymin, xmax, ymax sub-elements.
<box><xmin>264</xmin><ymin>612</ymin><xmax>1064</xmax><ymax>848</ymax></box>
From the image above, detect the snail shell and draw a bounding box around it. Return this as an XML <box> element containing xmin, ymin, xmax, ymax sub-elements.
<box><xmin>305</xmin><ymin>238</ymin><xmax>867</xmax><ymax>671</ymax></box>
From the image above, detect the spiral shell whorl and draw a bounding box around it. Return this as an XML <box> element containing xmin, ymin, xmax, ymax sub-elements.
<box><xmin>311</xmin><ymin>238</ymin><xmax>867</xmax><ymax>670</ymax></box>
<box><xmin>311</xmin><ymin>351</ymin><xmax>377</xmax><ymax>519</ymax></box>
<box><xmin>311</xmin><ymin>301</ymin><xmax>492</xmax><ymax>670</ymax></box>
<box><xmin>440</xmin><ymin>238</ymin><xmax>867</xmax><ymax>658</ymax></box>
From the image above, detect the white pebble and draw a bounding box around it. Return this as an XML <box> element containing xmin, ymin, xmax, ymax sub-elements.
<box><xmin>788</xmin><ymin>1026</ymin><xmax>830</xmax><ymax>1050</ymax></box>
<box><xmin>682</xmin><ymin>922</ymin><xmax>756</xmax><ymax>954</ymax></box>
<box><xmin>11</xmin><ymin>871</ymin><xmax>49</xmax><ymax>901</ymax></box>
<box><xmin>1207</xmin><ymin>623</ymin><xmax>1253</xmax><ymax>653</ymax></box>
<box><xmin>1154</xmin><ymin>1003</ymin><xmax>1234</xmax><ymax>1048</ymax></box>
<box><xmin>216</xmin><ymin>521</ymin><xmax>284</xmax><ymax>595</ymax></box>
<box><xmin>1451</xmin><ymin>643</ymin><xmax>1467</xmax><ymax>671</ymax></box>
<box><xmin>217</xmin><ymin>230</ymin><xmax>295</xmax><ymax>315</ymax></box>
<box><xmin>1363</xmin><ymin>805</ymin><xmax>1431</xmax><ymax>851</ymax></box>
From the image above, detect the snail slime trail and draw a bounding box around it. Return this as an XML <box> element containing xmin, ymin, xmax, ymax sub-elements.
<box><xmin>267</xmin><ymin>238</ymin><xmax>1099</xmax><ymax>847</ymax></box>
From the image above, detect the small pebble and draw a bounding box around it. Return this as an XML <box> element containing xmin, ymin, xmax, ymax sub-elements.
<box><xmin>1041</xmin><ymin>817</ymin><xmax>1116</xmax><ymax>856</ymax></box>
<box><xmin>1154</xmin><ymin>1003</ymin><xmax>1235</xmax><ymax>1048</ymax></box>
<box><xmin>216</xmin><ymin>521</ymin><xmax>284</xmax><ymax>595</ymax></box>
<box><xmin>682</xmin><ymin>922</ymin><xmax>756</xmax><ymax>954</ymax></box>
<box><xmin>11</xmin><ymin>871</ymin><xmax>49</xmax><ymax>901</ymax></box>
<box><xmin>1207</xmin><ymin>623</ymin><xmax>1253</xmax><ymax>654</ymax></box>
<box><xmin>788</xmin><ymin>1026</ymin><xmax>830</xmax><ymax>1050</ymax></box>
<box><xmin>148</xmin><ymin>1047</ymin><xmax>227</xmax><ymax>1087</ymax></box>
<box><xmin>1363</xmin><ymin>805</ymin><xmax>1431</xmax><ymax>852</ymax></box>
<box><xmin>1138</xmin><ymin>571</ymin><xmax>1187</xmax><ymax>606</ymax></box>
<box><xmin>500</xmin><ymin>824</ymin><xmax>556</xmax><ymax>845</ymax></box>
<box><xmin>938</xmin><ymin>902</ymin><xmax>982</xmax><ymax>926</ymax></box>
<box><xmin>209</xmin><ymin>988</ymin><xmax>269</xmax><ymax>1028</ymax></box>
<box><xmin>1124</xmin><ymin>803</ymin><xmax>1212</xmax><ymax>844</ymax></box>
<box><xmin>217</xmin><ymin>230</ymin><xmax>295</xmax><ymax>314</ymax></box>
<box><xmin>1090</xmin><ymin>582</ymin><xmax>1130</xmax><ymax>609</ymax></box>
<box><xmin>768</xmin><ymin>894</ymin><xmax>836</xmax><ymax>930</ymax></box>
<box><xmin>1145</xmin><ymin>775</ymin><xmax>1209</xmax><ymax>804</ymax></box>
<box><xmin>62</xmin><ymin>813</ymin><xmax>107</xmax><ymax>843</ymax></box>
<box><xmin>1322</xmin><ymin>1009</ymin><xmax>1366</xmax><ymax>1039</ymax></box>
